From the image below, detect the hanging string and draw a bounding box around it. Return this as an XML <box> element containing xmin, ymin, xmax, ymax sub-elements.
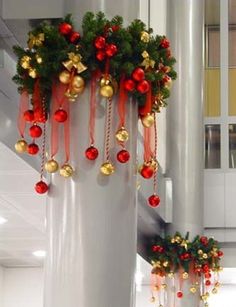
<box><xmin>40</xmin><ymin>97</ymin><xmax>47</xmax><ymax>180</ymax></box>
<box><xmin>153</xmin><ymin>113</ymin><xmax>158</xmax><ymax>192</ymax></box>
<box><xmin>17</xmin><ymin>90</ymin><xmax>29</xmax><ymax>137</ymax></box>
<box><xmin>138</xmin><ymin>82</ymin><xmax>152</xmax><ymax>116</ymax></box>
<box><xmin>104</xmin><ymin>98</ymin><xmax>112</xmax><ymax>161</ymax></box>
<box><xmin>117</xmin><ymin>75</ymin><xmax>128</xmax><ymax>128</ymax></box>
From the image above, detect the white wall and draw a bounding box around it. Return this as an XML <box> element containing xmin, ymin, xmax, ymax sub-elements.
<box><xmin>0</xmin><ymin>266</ymin><xmax>4</xmax><ymax>307</ymax></box>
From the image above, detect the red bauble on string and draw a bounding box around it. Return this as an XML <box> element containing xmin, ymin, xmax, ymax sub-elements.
<box><xmin>205</xmin><ymin>272</ymin><xmax>212</xmax><ymax>279</ymax></box>
<box><xmin>117</xmin><ymin>149</ymin><xmax>130</xmax><ymax>163</ymax></box>
<box><xmin>54</xmin><ymin>109</ymin><xmax>68</xmax><ymax>123</ymax></box>
<box><xmin>203</xmin><ymin>264</ymin><xmax>209</xmax><ymax>273</ymax></box>
<box><xmin>27</xmin><ymin>143</ymin><xmax>39</xmax><ymax>155</ymax></box>
<box><xmin>24</xmin><ymin>110</ymin><xmax>34</xmax><ymax>122</ymax></box>
<box><xmin>140</xmin><ymin>165</ymin><xmax>154</xmax><ymax>179</ymax></box>
<box><xmin>96</xmin><ymin>50</ymin><xmax>106</xmax><ymax>61</ymax></box>
<box><xmin>69</xmin><ymin>31</ymin><xmax>81</xmax><ymax>44</ymax></box>
<box><xmin>177</xmin><ymin>291</ymin><xmax>183</xmax><ymax>298</ymax></box>
<box><xmin>152</xmin><ymin>245</ymin><xmax>159</xmax><ymax>252</ymax></box>
<box><xmin>148</xmin><ymin>194</ymin><xmax>160</xmax><ymax>207</ymax></box>
<box><xmin>160</xmin><ymin>38</ymin><xmax>170</xmax><ymax>49</ymax></box>
<box><xmin>137</xmin><ymin>80</ymin><xmax>150</xmax><ymax>94</ymax></box>
<box><xmin>59</xmin><ymin>22</ymin><xmax>72</xmax><ymax>35</ymax></box>
<box><xmin>218</xmin><ymin>250</ymin><xmax>224</xmax><ymax>257</ymax></box>
<box><xmin>132</xmin><ymin>67</ymin><xmax>145</xmax><ymax>82</ymax></box>
<box><xmin>124</xmin><ymin>79</ymin><xmax>136</xmax><ymax>92</ymax></box>
<box><xmin>94</xmin><ymin>36</ymin><xmax>106</xmax><ymax>49</ymax></box>
<box><xmin>29</xmin><ymin>125</ymin><xmax>42</xmax><ymax>138</ymax></box>
<box><xmin>85</xmin><ymin>146</ymin><xmax>99</xmax><ymax>160</ymax></box>
<box><xmin>35</xmin><ymin>181</ymin><xmax>49</xmax><ymax>194</ymax></box>
<box><xmin>205</xmin><ymin>280</ymin><xmax>211</xmax><ymax>286</ymax></box>
<box><xmin>105</xmin><ymin>44</ymin><xmax>118</xmax><ymax>57</ymax></box>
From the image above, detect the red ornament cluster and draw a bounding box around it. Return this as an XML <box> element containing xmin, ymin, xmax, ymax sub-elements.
<box><xmin>124</xmin><ymin>67</ymin><xmax>150</xmax><ymax>94</ymax></box>
<box><xmin>94</xmin><ymin>36</ymin><xmax>118</xmax><ymax>61</ymax></box>
<box><xmin>58</xmin><ymin>22</ymin><xmax>80</xmax><ymax>44</ymax></box>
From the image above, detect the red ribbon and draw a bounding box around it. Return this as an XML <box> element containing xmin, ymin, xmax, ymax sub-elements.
<box><xmin>63</xmin><ymin>98</ymin><xmax>70</xmax><ymax>162</ymax></box>
<box><xmin>139</xmin><ymin>82</ymin><xmax>152</xmax><ymax>116</ymax></box>
<box><xmin>143</xmin><ymin>125</ymin><xmax>155</xmax><ymax>162</ymax></box>
<box><xmin>17</xmin><ymin>90</ymin><xmax>29</xmax><ymax>137</ymax></box>
<box><xmin>118</xmin><ymin>75</ymin><xmax>128</xmax><ymax>128</ymax></box>
<box><xmin>32</xmin><ymin>79</ymin><xmax>43</xmax><ymax>119</ymax></box>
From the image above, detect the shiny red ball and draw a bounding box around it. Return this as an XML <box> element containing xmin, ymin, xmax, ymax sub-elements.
<box><xmin>140</xmin><ymin>165</ymin><xmax>154</xmax><ymax>179</ymax></box>
<box><xmin>117</xmin><ymin>149</ymin><xmax>130</xmax><ymax>163</ymax></box>
<box><xmin>152</xmin><ymin>245</ymin><xmax>159</xmax><ymax>252</ymax></box>
<box><xmin>69</xmin><ymin>31</ymin><xmax>81</xmax><ymax>44</ymax></box>
<box><xmin>177</xmin><ymin>291</ymin><xmax>183</xmax><ymax>298</ymax></box>
<box><xmin>205</xmin><ymin>280</ymin><xmax>211</xmax><ymax>286</ymax></box>
<box><xmin>105</xmin><ymin>44</ymin><xmax>118</xmax><ymax>57</ymax></box>
<box><xmin>111</xmin><ymin>25</ymin><xmax>120</xmax><ymax>32</ymax></box>
<box><xmin>203</xmin><ymin>264</ymin><xmax>209</xmax><ymax>273</ymax></box>
<box><xmin>148</xmin><ymin>194</ymin><xmax>160</xmax><ymax>207</ymax></box>
<box><xmin>124</xmin><ymin>79</ymin><xmax>136</xmax><ymax>92</ymax></box>
<box><xmin>54</xmin><ymin>109</ymin><xmax>68</xmax><ymax>123</ymax></box>
<box><xmin>96</xmin><ymin>50</ymin><xmax>106</xmax><ymax>61</ymax></box>
<box><xmin>162</xmin><ymin>75</ymin><xmax>171</xmax><ymax>84</ymax></box>
<box><xmin>132</xmin><ymin>67</ymin><xmax>145</xmax><ymax>82</ymax></box>
<box><xmin>200</xmin><ymin>236</ymin><xmax>208</xmax><ymax>245</ymax></box>
<box><xmin>218</xmin><ymin>250</ymin><xmax>224</xmax><ymax>257</ymax></box>
<box><xmin>24</xmin><ymin>110</ymin><xmax>34</xmax><ymax>122</ymax></box>
<box><xmin>85</xmin><ymin>146</ymin><xmax>99</xmax><ymax>160</ymax></box>
<box><xmin>29</xmin><ymin>125</ymin><xmax>42</xmax><ymax>138</ymax></box>
<box><xmin>137</xmin><ymin>80</ymin><xmax>150</xmax><ymax>94</ymax></box>
<box><xmin>160</xmin><ymin>38</ymin><xmax>170</xmax><ymax>49</ymax></box>
<box><xmin>94</xmin><ymin>36</ymin><xmax>106</xmax><ymax>49</ymax></box>
<box><xmin>59</xmin><ymin>22</ymin><xmax>72</xmax><ymax>35</ymax></box>
<box><xmin>205</xmin><ymin>272</ymin><xmax>212</xmax><ymax>279</ymax></box>
<box><xmin>35</xmin><ymin>181</ymin><xmax>49</xmax><ymax>194</ymax></box>
<box><xmin>27</xmin><ymin>143</ymin><xmax>39</xmax><ymax>155</ymax></box>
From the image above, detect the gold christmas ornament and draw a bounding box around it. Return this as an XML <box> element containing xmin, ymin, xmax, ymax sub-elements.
<box><xmin>141</xmin><ymin>113</ymin><xmax>155</xmax><ymax>128</ymax></box>
<box><xmin>174</xmin><ymin>236</ymin><xmax>181</xmax><ymax>243</ymax></box>
<box><xmin>171</xmin><ymin>238</ymin><xmax>175</xmax><ymax>244</ymax></box>
<box><xmin>198</xmin><ymin>249</ymin><xmax>203</xmax><ymax>255</ymax></box>
<box><xmin>36</xmin><ymin>54</ymin><xmax>43</xmax><ymax>64</ymax></box>
<box><xmin>141</xmin><ymin>50</ymin><xmax>155</xmax><ymax>70</ymax></box>
<box><xmin>59</xmin><ymin>70</ymin><xmax>71</xmax><ymax>84</ymax></box>
<box><xmin>100</xmin><ymin>76</ymin><xmax>112</xmax><ymax>87</ymax></box>
<box><xmin>150</xmin><ymin>296</ymin><xmax>155</xmax><ymax>303</ymax></box>
<box><xmin>15</xmin><ymin>139</ymin><xmax>28</xmax><ymax>153</ymax></box>
<box><xmin>115</xmin><ymin>127</ymin><xmax>129</xmax><ymax>143</ymax></box>
<box><xmin>71</xmin><ymin>75</ymin><xmax>85</xmax><ymax>93</ymax></box>
<box><xmin>20</xmin><ymin>55</ymin><xmax>31</xmax><ymax>69</ymax></box>
<box><xmin>215</xmin><ymin>282</ymin><xmax>220</xmax><ymax>288</ymax></box>
<box><xmin>140</xmin><ymin>31</ymin><xmax>150</xmax><ymax>42</ymax></box>
<box><xmin>161</xmin><ymin>283</ymin><xmax>167</xmax><ymax>290</ymax></box>
<box><xmin>182</xmin><ymin>272</ymin><xmax>189</xmax><ymax>279</ymax></box>
<box><xmin>168</xmin><ymin>272</ymin><xmax>174</xmax><ymax>278</ymax></box>
<box><xmin>212</xmin><ymin>287</ymin><xmax>218</xmax><ymax>294</ymax></box>
<box><xmin>59</xmin><ymin>163</ymin><xmax>74</xmax><ymax>178</ymax></box>
<box><xmin>63</xmin><ymin>52</ymin><xmax>87</xmax><ymax>73</ymax></box>
<box><xmin>149</xmin><ymin>158</ymin><xmax>158</xmax><ymax>171</ymax></box>
<box><xmin>28</xmin><ymin>33</ymin><xmax>45</xmax><ymax>49</ymax></box>
<box><xmin>202</xmin><ymin>253</ymin><xmax>208</xmax><ymax>259</ymax></box>
<box><xmin>100</xmin><ymin>162</ymin><xmax>115</xmax><ymax>176</ymax></box>
<box><xmin>28</xmin><ymin>68</ymin><xmax>37</xmax><ymax>79</ymax></box>
<box><xmin>190</xmin><ymin>286</ymin><xmax>197</xmax><ymax>294</ymax></box>
<box><xmin>154</xmin><ymin>285</ymin><xmax>159</xmax><ymax>291</ymax></box>
<box><xmin>163</xmin><ymin>261</ymin><xmax>169</xmax><ymax>267</ymax></box>
<box><xmin>200</xmin><ymin>294</ymin><xmax>208</xmax><ymax>301</ymax></box>
<box><xmin>100</xmin><ymin>85</ymin><xmax>114</xmax><ymax>98</ymax></box>
<box><xmin>45</xmin><ymin>159</ymin><xmax>59</xmax><ymax>173</ymax></box>
<box><xmin>64</xmin><ymin>89</ymin><xmax>78</xmax><ymax>102</ymax></box>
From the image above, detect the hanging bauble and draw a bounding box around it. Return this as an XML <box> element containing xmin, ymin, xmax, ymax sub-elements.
<box><xmin>24</xmin><ymin>110</ymin><xmax>34</xmax><ymax>122</ymax></box>
<box><xmin>85</xmin><ymin>146</ymin><xmax>99</xmax><ymax>160</ymax></box>
<box><xmin>148</xmin><ymin>194</ymin><xmax>160</xmax><ymax>207</ymax></box>
<box><xmin>137</xmin><ymin>80</ymin><xmax>150</xmax><ymax>94</ymax></box>
<box><xmin>218</xmin><ymin>250</ymin><xmax>224</xmax><ymax>257</ymax></box>
<box><xmin>177</xmin><ymin>291</ymin><xmax>183</xmax><ymax>298</ymax></box>
<box><xmin>69</xmin><ymin>31</ymin><xmax>81</xmax><ymax>44</ymax></box>
<box><xmin>141</xmin><ymin>113</ymin><xmax>155</xmax><ymax>128</ymax></box>
<box><xmin>59</xmin><ymin>70</ymin><xmax>71</xmax><ymax>84</ymax></box>
<box><xmin>115</xmin><ymin>127</ymin><xmax>129</xmax><ymax>142</ymax></box>
<box><xmin>140</xmin><ymin>164</ymin><xmax>154</xmax><ymax>179</ymax></box>
<box><xmin>105</xmin><ymin>43</ymin><xmax>118</xmax><ymax>57</ymax></box>
<box><xmin>35</xmin><ymin>180</ymin><xmax>49</xmax><ymax>194</ymax></box>
<box><xmin>44</xmin><ymin>159</ymin><xmax>59</xmax><ymax>173</ymax></box>
<box><xmin>150</xmin><ymin>297</ymin><xmax>155</xmax><ymax>303</ymax></box>
<box><xmin>124</xmin><ymin>79</ymin><xmax>136</xmax><ymax>92</ymax></box>
<box><xmin>71</xmin><ymin>75</ymin><xmax>85</xmax><ymax>93</ymax></box>
<box><xmin>96</xmin><ymin>50</ymin><xmax>106</xmax><ymax>61</ymax></box>
<box><xmin>34</xmin><ymin>108</ymin><xmax>47</xmax><ymax>123</ymax></box>
<box><xmin>212</xmin><ymin>288</ymin><xmax>218</xmax><ymax>294</ymax></box>
<box><xmin>149</xmin><ymin>158</ymin><xmax>158</xmax><ymax>171</ymax></box>
<box><xmin>64</xmin><ymin>89</ymin><xmax>78</xmax><ymax>102</ymax></box>
<box><xmin>205</xmin><ymin>280</ymin><xmax>211</xmax><ymax>286</ymax></box>
<box><xmin>28</xmin><ymin>68</ymin><xmax>37</xmax><ymax>79</ymax></box>
<box><xmin>100</xmin><ymin>85</ymin><xmax>114</xmax><ymax>98</ymax></box>
<box><xmin>163</xmin><ymin>75</ymin><xmax>172</xmax><ymax>89</ymax></box>
<box><xmin>94</xmin><ymin>36</ymin><xmax>106</xmax><ymax>49</ymax></box>
<box><xmin>15</xmin><ymin>139</ymin><xmax>28</xmax><ymax>153</ymax></box>
<box><xmin>117</xmin><ymin>149</ymin><xmax>130</xmax><ymax>163</ymax></box>
<box><xmin>59</xmin><ymin>163</ymin><xmax>74</xmax><ymax>178</ymax></box>
<box><xmin>29</xmin><ymin>125</ymin><xmax>42</xmax><ymax>138</ymax></box>
<box><xmin>160</xmin><ymin>38</ymin><xmax>170</xmax><ymax>49</ymax></box>
<box><xmin>140</xmin><ymin>31</ymin><xmax>150</xmax><ymax>43</ymax></box>
<box><xmin>35</xmin><ymin>54</ymin><xmax>43</xmax><ymax>64</ymax></box>
<box><xmin>132</xmin><ymin>67</ymin><xmax>145</xmax><ymax>82</ymax></box>
<box><xmin>182</xmin><ymin>272</ymin><xmax>189</xmax><ymax>279</ymax></box>
<box><xmin>27</xmin><ymin>143</ymin><xmax>39</xmax><ymax>155</ymax></box>
<box><xmin>190</xmin><ymin>286</ymin><xmax>197</xmax><ymax>294</ymax></box>
<box><xmin>59</xmin><ymin>22</ymin><xmax>72</xmax><ymax>35</ymax></box>
<box><xmin>54</xmin><ymin>109</ymin><xmax>68</xmax><ymax>123</ymax></box>
<box><xmin>100</xmin><ymin>161</ymin><xmax>115</xmax><ymax>176</ymax></box>
<box><xmin>100</xmin><ymin>77</ymin><xmax>111</xmax><ymax>87</ymax></box>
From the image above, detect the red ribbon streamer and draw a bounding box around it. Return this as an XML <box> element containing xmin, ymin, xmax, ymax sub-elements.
<box><xmin>143</xmin><ymin>125</ymin><xmax>155</xmax><ymax>162</ymax></box>
<box><xmin>32</xmin><ymin>79</ymin><xmax>43</xmax><ymax>118</ymax></box>
<box><xmin>17</xmin><ymin>90</ymin><xmax>29</xmax><ymax>137</ymax></box>
<box><xmin>118</xmin><ymin>75</ymin><xmax>128</xmax><ymax>128</ymax></box>
<box><xmin>89</xmin><ymin>71</ymin><xmax>100</xmax><ymax>145</ymax></box>
<box><xmin>139</xmin><ymin>82</ymin><xmax>152</xmax><ymax>116</ymax></box>
<box><xmin>63</xmin><ymin>98</ymin><xmax>70</xmax><ymax>162</ymax></box>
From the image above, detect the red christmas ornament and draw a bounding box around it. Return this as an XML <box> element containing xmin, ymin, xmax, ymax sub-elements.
<box><xmin>137</xmin><ymin>80</ymin><xmax>150</xmax><ymax>94</ymax></box>
<box><xmin>177</xmin><ymin>291</ymin><xmax>183</xmax><ymax>298</ymax></box>
<box><xmin>205</xmin><ymin>280</ymin><xmax>211</xmax><ymax>286</ymax></box>
<box><xmin>85</xmin><ymin>146</ymin><xmax>99</xmax><ymax>160</ymax></box>
<box><xmin>54</xmin><ymin>109</ymin><xmax>68</xmax><ymax>123</ymax></box>
<box><xmin>218</xmin><ymin>250</ymin><xmax>224</xmax><ymax>257</ymax></box>
<box><xmin>132</xmin><ymin>67</ymin><xmax>145</xmax><ymax>82</ymax></box>
<box><xmin>124</xmin><ymin>79</ymin><xmax>136</xmax><ymax>92</ymax></box>
<box><xmin>140</xmin><ymin>165</ymin><xmax>154</xmax><ymax>179</ymax></box>
<box><xmin>69</xmin><ymin>31</ymin><xmax>81</xmax><ymax>44</ymax></box>
<box><xmin>152</xmin><ymin>245</ymin><xmax>159</xmax><ymax>252</ymax></box>
<box><xmin>96</xmin><ymin>50</ymin><xmax>106</xmax><ymax>61</ymax></box>
<box><xmin>29</xmin><ymin>125</ymin><xmax>42</xmax><ymax>138</ymax></box>
<box><xmin>205</xmin><ymin>272</ymin><xmax>212</xmax><ymax>279</ymax></box>
<box><xmin>160</xmin><ymin>38</ymin><xmax>170</xmax><ymax>49</ymax></box>
<box><xmin>24</xmin><ymin>110</ymin><xmax>34</xmax><ymax>122</ymax></box>
<box><xmin>35</xmin><ymin>181</ymin><xmax>49</xmax><ymax>194</ymax></box>
<box><xmin>203</xmin><ymin>264</ymin><xmax>209</xmax><ymax>273</ymax></box>
<box><xmin>34</xmin><ymin>108</ymin><xmax>47</xmax><ymax>123</ymax></box>
<box><xmin>27</xmin><ymin>143</ymin><xmax>39</xmax><ymax>155</ymax></box>
<box><xmin>148</xmin><ymin>194</ymin><xmax>160</xmax><ymax>207</ymax></box>
<box><xmin>200</xmin><ymin>236</ymin><xmax>208</xmax><ymax>245</ymax></box>
<box><xmin>183</xmin><ymin>252</ymin><xmax>191</xmax><ymax>259</ymax></box>
<box><xmin>117</xmin><ymin>149</ymin><xmax>130</xmax><ymax>163</ymax></box>
<box><xmin>59</xmin><ymin>22</ymin><xmax>72</xmax><ymax>35</ymax></box>
<box><xmin>94</xmin><ymin>36</ymin><xmax>106</xmax><ymax>49</ymax></box>
<box><xmin>111</xmin><ymin>25</ymin><xmax>120</xmax><ymax>32</ymax></box>
<box><xmin>162</xmin><ymin>75</ymin><xmax>171</xmax><ymax>84</ymax></box>
<box><xmin>105</xmin><ymin>44</ymin><xmax>118</xmax><ymax>57</ymax></box>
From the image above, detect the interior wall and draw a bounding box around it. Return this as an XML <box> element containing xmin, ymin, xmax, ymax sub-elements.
<box><xmin>0</xmin><ymin>266</ymin><xmax>3</xmax><ymax>307</ymax></box>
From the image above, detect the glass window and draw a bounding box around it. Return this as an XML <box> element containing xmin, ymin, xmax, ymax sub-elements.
<box><xmin>205</xmin><ymin>124</ymin><xmax>221</xmax><ymax>168</ymax></box>
<box><xmin>229</xmin><ymin>124</ymin><xmax>236</xmax><ymax>168</ymax></box>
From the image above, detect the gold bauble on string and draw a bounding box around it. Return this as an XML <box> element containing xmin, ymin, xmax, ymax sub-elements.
<box><xmin>163</xmin><ymin>261</ymin><xmax>169</xmax><ymax>267</ymax></box>
<box><xmin>154</xmin><ymin>285</ymin><xmax>159</xmax><ymax>291</ymax></box>
<box><xmin>20</xmin><ymin>55</ymin><xmax>31</xmax><ymax>69</ymax></box>
<box><xmin>45</xmin><ymin>159</ymin><xmax>59</xmax><ymax>173</ymax></box>
<box><xmin>198</xmin><ymin>249</ymin><xmax>203</xmax><ymax>255</ymax></box>
<box><xmin>149</xmin><ymin>158</ymin><xmax>158</xmax><ymax>171</ymax></box>
<box><xmin>190</xmin><ymin>286</ymin><xmax>197</xmax><ymax>294</ymax></box>
<box><xmin>59</xmin><ymin>70</ymin><xmax>71</xmax><ymax>84</ymax></box>
<box><xmin>115</xmin><ymin>127</ymin><xmax>129</xmax><ymax>142</ymax></box>
<box><xmin>59</xmin><ymin>163</ymin><xmax>74</xmax><ymax>178</ymax></box>
<box><xmin>182</xmin><ymin>272</ymin><xmax>189</xmax><ymax>279</ymax></box>
<box><xmin>28</xmin><ymin>68</ymin><xmax>37</xmax><ymax>78</ymax></box>
<box><xmin>141</xmin><ymin>113</ymin><xmax>155</xmax><ymax>128</ymax></box>
<box><xmin>168</xmin><ymin>272</ymin><xmax>174</xmax><ymax>278</ymax></box>
<box><xmin>100</xmin><ymin>77</ymin><xmax>111</xmax><ymax>87</ymax></box>
<box><xmin>100</xmin><ymin>162</ymin><xmax>115</xmax><ymax>176</ymax></box>
<box><xmin>202</xmin><ymin>253</ymin><xmax>208</xmax><ymax>259</ymax></box>
<box><xmin>71</xmin><ymin>75</ymin><xmax>85</xmax><ymax>93</ymax></box>
<box><xmin>161</xmin><ymin>284</ymin><xmax>167</xmax><ymax>290</ymax></box>
<box><xmin>212</xmin><ymin>287</ymin><xmax>218</xmax><ymax>294</ymax></box>
<box><xmin>100</xmin><ymin>85</ymin><xmax>114</xmax><ymax>98</ymax></box>
<box><xmin>150</xmin><ymin>296</ymin><xmax>156</xmax><ymax>303</ymax></box>
<box><xmin>64</xmin><ymin>89</ymin><xmax>78</xmax><ymax>102</ymax></box>
<box><xmin>140</xmin><ymin>31</ymin><xmax>150</xmax><ymax>42</ymax></box>
<box><xmin>36</xmin><ymin>54</ymin><xmax>43</xmax><ymax>64</ymax></box>
<box><xmin>15</xmin><ymin>139</ymin><xmax>28</xmax><ymax>153</ymax></box>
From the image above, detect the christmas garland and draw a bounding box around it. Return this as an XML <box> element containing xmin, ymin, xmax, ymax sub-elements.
<box><xmin>13</xmin><ymin>12</ymin><xmax>177</xmax><ymax>198</ymax></box>
<box><xmin>148</xmin><ymin>232</ymin><xmax>223</xmax><ymax>306</ymax></box>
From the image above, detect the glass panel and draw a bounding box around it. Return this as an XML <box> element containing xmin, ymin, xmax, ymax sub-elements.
<box><xmin>229</xmin><ymin>124</ymin><xmax>236</xmax><ymax>168</ymax></box>
<box><xmin>205</xmin><ymin>124</ymin><xmax>221</xmax><ymax>168</ymax></box>
<box><xmin>229</xmin><ymin>0</ymin><xmax>236</xmax><ymax>115</ymax></box>
<box><xmin>208</xmin><ymin>28</ymin><xmax>220</xmax><ymax>67</ymax></box>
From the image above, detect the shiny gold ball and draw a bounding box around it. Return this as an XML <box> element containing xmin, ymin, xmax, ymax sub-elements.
<box><xmin>115</xmin><ymin>127</ymin><xmax>129</xmax><ymax>143</ymax></box>
<box><xmin>36</xmin><ymin>54</ymin><xmax>43</xmax><ymax>64</ymax></box>
<box><xmin>59</xmin><ymin>163</ymin><xmax>74</xmax><ymax>178</ymax></box>
<box><xmin>141</xmin><ymin>113</ymin><xmax>155</xmax><ymax>128</ymax></box>
<box><xmin>168</xmin><ymin>272</ymin><xmax>174</xmax><ymax>278</ymax></box>
<box><xmin>100</xmin><ymin>77</ymin><xmax>111</xmax><ymax>87</ymax></box>
<box><xmin>190</xmin><ymin>286</ymin><xmax>197</xmax><ymax>294</ymax></box>
<box><xmin>15</xmin><ymin>139</ymin><xmax>28</xmax><ymax>153</ymax></box>
<box><xmin>198</xmin><ymin>249</ymin><xmax>203</xmax><ymax>255</ymax></box>
<box><xmin>154</xmin><ymin>285</ymin><xmax>159</xmax><ymax>291</ymax></box>
<box><xmin>182</xmin><ymin>272</ymin><xmax>189</xmax><ymax>279</ymax></box>
<box><xmin>201</xmin><ymin>294</ymin><xmax>208</xmax><ymax>301</ymax></box>
<box><xmin>149</xmin><ymin>158</ymin><xmax>158</xmax><ymax>171</ymax></box>
<box><xmin>45</xmin><ymin>159</ymin><xmax>59</xmax><ymax>173</ymax></box>
<box><xmin>150</xmin><ymin>296</ymin><xmax>155</xmax><ymax>303</ymax></box>
<box><xmin>100</xmin><ymin>162</ymin><xmax>115</xmax><ymax>176</ymax></box>
<box><xmin>72</xmin><ymin>75</ymin><xmax>85</xmax><ymax>93</ymax></box>
<box><xmin>100</xmin><ymin>85</ymin><xmax>114</xmax><ymax>98</ymax></box>
<box><xmin>20</xmin><ymin>55</ymin><xmax>31</xmax><ymax>69</ymax></box>
<box><xmin>161</xmin><ymin>283</ymin><xmax>167</xmax><ymax>290</ymax></box>
<box><xmin>212</xmin><ymin>287</ymin><xmax>218</xmax><ymax>294</ymax></box>
<box><xmin>64</xmin><ymin>89</ymin><xmax>78</xmax><ymax>102</ymax></box>
<box><xmin>59</xmin><ymin>70</ymin><xmax>71</xmax><ymax>84</ymax></box>
<box><xmin>140</xmin><ymin>31</ymin><xmax>150</xmax><ymax>43</ymax></box>
<box><xmin>28</xmin><ymin>68</ymin><xmax>37</xmax><ymax>79</ymax></box>
<box><xmin>163</xmin><ymin>261</ymin><xmax>169</xmax><ymax>267</ymax></box>
<box><xmin>175</xmin><ymin>236</ymin><xmax>181</xmax><ymax>243</ymax></box>
<box><xmin>171</xmin><ymin>238</ymin><xmax>175</xmax><ymax>244</ymax></box>
<box><xmin>203</xmin><ymin>253</ymin><xmax>208</xmax><ymax>259</ymax></box>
